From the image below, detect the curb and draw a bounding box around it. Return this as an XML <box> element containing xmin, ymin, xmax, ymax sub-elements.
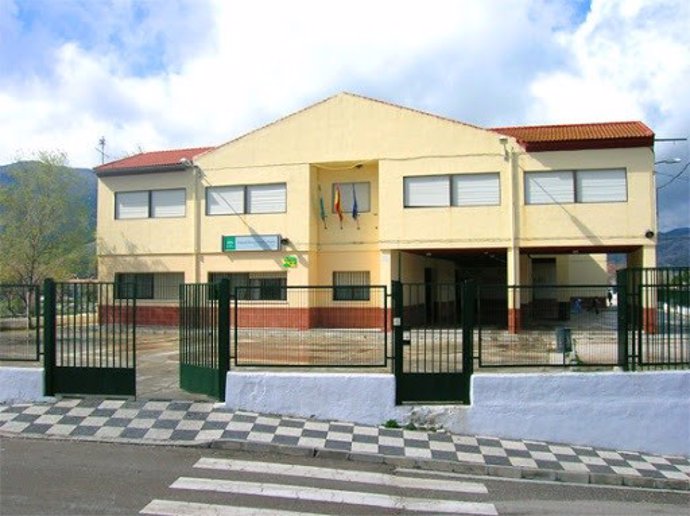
<box><xmin>208</xmin><ymin>439</ymin><xmax>690</xmax><ymax>492</ymax></box>
<box><xmin>2</xmin><ymin>431</ymin><xmax>688</xmax><ymax>492</ymax></box>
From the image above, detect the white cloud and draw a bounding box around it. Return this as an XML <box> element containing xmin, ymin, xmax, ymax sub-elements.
<box><xmin>1</xmin><ymin>0</ymin><xmax>688</xmax><ymax>229</ymax></box>
<box><xmin>0</xmin><ymin>0</ymin><xmax>579</xmax><ymax>166</ymax></box>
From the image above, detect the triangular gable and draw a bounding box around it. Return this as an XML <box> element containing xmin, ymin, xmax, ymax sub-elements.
<box><xmin>196</xmin><ymin>92</ymin><xmax>503</xmax><ymax>169</ymax></box>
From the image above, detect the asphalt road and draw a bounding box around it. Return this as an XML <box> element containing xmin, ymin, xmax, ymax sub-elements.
<box><xmin>1</xmin><ymin>437</ymin><xmax>687</xmax><ymax>515</ymax></box>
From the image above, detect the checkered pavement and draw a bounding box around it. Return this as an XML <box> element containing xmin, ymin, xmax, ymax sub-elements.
<box><xmin>1</xmin><ymin>398</ymin><xmax>688</xmax><ymax>489</ymax></box>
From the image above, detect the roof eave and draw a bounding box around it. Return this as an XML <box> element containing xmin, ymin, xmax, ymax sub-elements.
<box><xmin>522</xmin><ymin>136</ymin><xmax>655</xmax><ymax>152</ymax></box>
<box><xmin>95</xmin><ymin>163</ymin><xmax>190</xmax><ymax>177</ymax></box>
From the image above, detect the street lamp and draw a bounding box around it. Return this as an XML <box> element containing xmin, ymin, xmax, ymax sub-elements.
<box><xmin>654</xmin><ymin>158</ymin><xmax>681</xmax><ymax>165</ymax></box>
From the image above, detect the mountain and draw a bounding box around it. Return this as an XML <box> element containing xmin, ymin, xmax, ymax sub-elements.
<box><xmin>657</xmin><ymin>227</ymin><xmax>690</xmax><ymax>267</ymax></box>
<box><xmin>0</xmin><ymin>161</ymin><xmax>97</xmax><ymax>227</ymax></box>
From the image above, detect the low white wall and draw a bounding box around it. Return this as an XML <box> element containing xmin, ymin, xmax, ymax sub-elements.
<box><xmin>225</xmin><ymin>372</ymin><xmax>409</xmax><ymax>426</ymax></box>
<box><xmin>0</xmin><ymin>367</ymin><xmax>45</xmax><ymax>404</ymax></box>
<box><xmin>225</xmin><ymin>370</ymin><xmax>690</xmax><ymax>457</ymax></box>
<box><xmin>444</xmin><ymin>371</ymin><xmax>690</xmax><ymax>457</ymax></box>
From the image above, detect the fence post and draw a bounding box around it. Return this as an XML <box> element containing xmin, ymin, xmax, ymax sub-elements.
<box><xmin>616</xmin><ymin>269</ymin><xmax>629</xmax><ymax>371</ymax></box>
<box><xmin>462</xmin><ymin>281</ymin><xmax>476</xmax><ymax>380</ymax></box>
<box><xmin>43</xmin><ymin>278</ymin><xmax>56</xmax><ymax>396</ymax></box>
<box><xmin>218</xmin><ymin>278</ymin><xmax>230</xmax><ymax>402</ymax></box>
<box><xmin>392</xmin><ymin>280</ymin><xmax>403</xmax><ymax>405</ymax></box>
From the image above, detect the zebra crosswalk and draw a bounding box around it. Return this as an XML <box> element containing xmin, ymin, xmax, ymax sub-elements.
<box><xmin>141</xmin><ymin>457</ymin><xmax>499</xmax><ymax>515</ymax></box>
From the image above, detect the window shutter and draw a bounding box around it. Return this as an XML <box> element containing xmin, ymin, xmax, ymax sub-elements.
<box><xmin>576</xmin><ymin>169</ymin><xmax>627</xmax><ymax>203</ymax></box>
<box><xmin>247</xmin><ymin>183</ymin><xmax>286</xmax><ymax>213</ymax></box>
<box><xmin>115</xmin><ymin>191</ymin><xmax>149</xmax><ymax>219</ymax></box>
<box><xmin>207</xmin><ymin>186</ymin><xmax>244</xmax><ymax>215</ymax></box>
<box><xmin>404</xmin><ymin>176</ymin><xmax>450</xmax><ymax>207</ymax></box>
<box><xmin>453</xmin><ymin>173</ymin><xmax>500</xmax><ymax>206</ymax></box>
<box><xmin>525</xmin><ymin>171</ymin><xmax>574</xmax><ymax>204</ymax></box>
<box><xmin>151</xmin><ymin>189</ymin><xmax>185</xmax><ymax>218</ymax></box>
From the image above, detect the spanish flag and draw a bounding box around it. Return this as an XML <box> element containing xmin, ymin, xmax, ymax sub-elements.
<box><xmin>334</xmin><ymin>184</ymin><xmax>343</xmax><ymax>228</ymax></box>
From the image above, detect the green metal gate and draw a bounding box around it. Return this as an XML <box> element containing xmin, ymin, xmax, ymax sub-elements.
<box><xmin>618</xmin><ymin>267</ymin><xmax>689</xmax><ymax>371</ymax></box>
<box><xmin>393</xmin><ymin>281</ymin><xmax>475</xmax><ymax>404</ymax></box>
<box><xmin>179</xmin><ymin>280</ymin><xmax>230</xmax><ymax>400</ymax></box>
<box><xmin>43</xmin><ymin>279</ymin><xmax>136</xmax><ymax>396</ymax></box>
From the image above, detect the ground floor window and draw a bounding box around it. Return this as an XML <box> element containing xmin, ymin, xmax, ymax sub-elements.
<box><xmin>208</xmin><ymin>272</ymin><xmax>287</xmax><ymax>300</ymax></box>
<box><xmin>114</xmin><ymin>272</ymin><xmax>183</xmax><ymax>300</ymax></box>
<box><xmin>333</xmin><ymin>271</ymin><xmax>370</xmax><ymax>301</ymax></box>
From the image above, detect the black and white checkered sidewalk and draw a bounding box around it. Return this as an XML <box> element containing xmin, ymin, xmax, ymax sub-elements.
<box><xmin>1</xmin><ymin>398</ymin><xmax>688</xmax><ymax>490</ymax></box>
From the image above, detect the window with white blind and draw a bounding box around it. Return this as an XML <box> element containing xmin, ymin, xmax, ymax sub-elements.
<box><xmin>115</xmin><ymin>191</ymin><xmax>149</xmax><ymax>219</ymax></box>
<box><xmin>206</xmin><ymin>183</ymin><xmax>286</xmax><ymax>215</ymax></box>
<box><xmin>206</xmin><ymin>186</ymin><xmax>244</xmax><ymax>215</ymax></box>
<box><xmin>525</xmin><ymin>169</ymin><xmax>627</xmax><ymax>205</ymax></box>
<box><xmin>115</xmin><ymin>189</ymin><xmax>185</xmax><ymax>219</ymax></box>
<box><xmin>404</xmin><ymin>176</ymin><xmax>450</xmax><ymax>207</ymax></box>
<box><xmin>332</xmin><ymin>271</ymin><xmax>370</xmax><ymax>301</ymax></box>
<box><xmin>452</xmin><ymin>173</ymin><xmax>500</xmax><ymax>206</ymax></box>
<box><xmin>575</xmin><ymin>169</ymin><xmax>627</xmax><ymax>203</ymax></box>
<box><xmin>247</xmin><ymin>183</ymin><xmax>287</xmax><ymax>213</ymax></box>
<box><xmin>332</xmin><ymin>182</ymin><xmax>371</xmax><ymax>213</ymax></box>
<box><xmin>151</xmin><ymin>189</ymin><xmax>185</xmax><ymax>218</ymax></box>
<box><xmin>524</xmin><ymin>171</ymin><xmax>575</xmax><ymax>204</ymax></box>
<box><xmin>404</xmin><ymin>173</ymin><xmax>500</xmax><ymax>207</ymax></box>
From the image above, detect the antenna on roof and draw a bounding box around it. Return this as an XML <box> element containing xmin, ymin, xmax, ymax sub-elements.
<box><xmin>97</xmin><ymin>136</ymin><xmax>106</xmax><ymax>164</ymax></box>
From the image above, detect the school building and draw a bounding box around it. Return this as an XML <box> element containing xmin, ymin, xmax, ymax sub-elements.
<box><xmin>95</xmin><ymin>92</ymin><xmax>657</xmax><ymax>329</ymax></box>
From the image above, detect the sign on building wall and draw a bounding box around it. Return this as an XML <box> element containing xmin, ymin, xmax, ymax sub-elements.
<box><xmin>222</xmin><ymin>234</ymin><xmax>281</xmax><ymax>252</ymax></box>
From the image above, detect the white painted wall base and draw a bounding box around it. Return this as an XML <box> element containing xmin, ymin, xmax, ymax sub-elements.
<box><xmin>225</xmin><ymin>370</ymin><xmax>690</xmax><ymax>457</ymax></box>
<box><xmin>0</xmin><ymin>367</ymin><xmax>46</xmax><ymax>404</ymax></box>
<box><xmin>225</xmin><ymin>372</ymin><xmax>410</xmax><ymax>426</ymax></box>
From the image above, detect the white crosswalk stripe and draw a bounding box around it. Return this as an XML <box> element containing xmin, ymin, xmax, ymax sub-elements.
<box><xmin>194</xmin><ymin>457</ymin><xmax>489</xmax><ymax>494</ymax></box>
<box><xmin>141</xmin><ymin>458</ymin><xmax>499</xmax><ymax>515</ymax></box>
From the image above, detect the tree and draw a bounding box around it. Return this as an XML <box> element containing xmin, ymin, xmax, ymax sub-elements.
<box><xmin>0</xmin><ymin>151</ymin><xmax>94</xmax><ymax>286</ymax></box>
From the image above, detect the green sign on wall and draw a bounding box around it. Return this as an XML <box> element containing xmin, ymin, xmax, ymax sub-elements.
<box><xmin>222</xmin><ymin>234</ymin><xmax>281</xmax><ymax>252</ymax></box>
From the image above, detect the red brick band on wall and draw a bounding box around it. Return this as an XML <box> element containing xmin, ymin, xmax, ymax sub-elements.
<box><xmin>98</xmin><ymin>305</ymin><xmax>387</xmax><ymax>329</ymax></box>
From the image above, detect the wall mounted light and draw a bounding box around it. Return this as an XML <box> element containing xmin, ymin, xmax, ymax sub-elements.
<box><xmin>645</xmin><ymin>230</ymin><xmax>655</xmax><ymax>239</ymax></box>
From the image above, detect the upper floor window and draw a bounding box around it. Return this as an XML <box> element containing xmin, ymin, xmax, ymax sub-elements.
<box><xmin>524</xmin><ymin>168</ymin><xmax>627</xmax><ymax>205</ymax></box>
<box><xmin>404</xmin><ymin>173</ymin><xmax>500</xmax><ymax>207</ymax></box>
<box><xmin>115</xmin><ymin>189</ymin><xmax>185</xmax><ymax>219</ymax></box>
<box><xmin>332</xmin><ymin>182</ymin><xmax>371</xmax><ymax>213</ymax></box>
<box><xmin>206</xmin><ymin>183</ymin><xmax>286</xmax><ymax>215</ymax></box>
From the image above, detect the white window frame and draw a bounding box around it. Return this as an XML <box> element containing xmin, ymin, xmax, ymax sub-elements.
<box><xmin>206</xmin><ymin>185</ymin><xmax>245</xmax><ymax>215</ymax></box>
<box><xmin>452</xmin><ymin>173</ymin><xmax>500</xmax><ymax>206</ymax></box>
<box><xmin>575</xmin><ymin>169</ymin><xmax>627</xmax><ymax>203</ymax></box>
<box><xmin>206</xmin><ymin>183</ymin><xmax>287</xmax><ymax>216</ymax></box>
<box><xmin>247</xmin><ymin>183</ymin><xmax>287</xmax><ymax>214</ymax></box>
<box><xmin>115</xmin><ymin>189</ymin><xmax>186</xmax><ymax>219</ymax></box>
<box><xmin>524</xmin><ymin>169</ymin><xmax>628</xmax><ymax>205</ymax></box>
<box><xmin>524</xmin><ymin>171</ymin><xmax>575</xmax><ymax>205</ymax></box>
<box><xmin>332</xmin><ymin>182</ymin><xmax>371</xmax><ymax>213</ymax></box>
<box><xmin>403</xmin><ymin>175</ymin><xmax>450</xmax><ymax>207</ymax></box>
<box><xmin>150</xmin><ymin>189</ymin><xmax>186</xmax><ymax>218</ymax></box>
<box><xmin>115</xmin><ymin>190</ymin><xmax>149</xmax><ymax>219</ymax></box>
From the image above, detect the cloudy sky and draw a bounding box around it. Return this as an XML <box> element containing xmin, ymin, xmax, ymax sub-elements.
<box><xmin>0</xmin><ymin>0</ymin><xmax>688</xmax><ymax>229</ymax></box>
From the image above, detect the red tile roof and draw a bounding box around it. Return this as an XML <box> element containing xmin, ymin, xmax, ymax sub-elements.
<box><xmin>95</xmin><ymin>147</ymin><xmax>214</xmax><ymax>173</ymax></box>
<box><xmin>491</xmin><ymin>121</ymin><xmax>654</xmax><ymax>151</ymax></box>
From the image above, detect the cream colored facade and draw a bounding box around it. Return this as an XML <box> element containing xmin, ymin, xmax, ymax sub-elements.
<box><xmin>97</xmin><ymin>93</ymin><xmax>656</xmax><ymax>319</ymax></box>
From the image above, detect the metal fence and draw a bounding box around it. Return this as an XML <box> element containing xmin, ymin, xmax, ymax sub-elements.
<box><xmin>478</xmin><ymin>284</ymin><xmax>618</xmax><ymax>368</ymax></box>
<box><xmin>620</xmin><ymin>267</ymin><xmax>689</xmax><ymax>370</ymax></box>
<box><xmin>233</xmin><ymin>285</ymin><xmax>388</xmax><ymax>367</ymax></box>
<box><xmin>0</xmin><ymin>284</ymin><xmax>41</xmax><ymax>361</ymax></box>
